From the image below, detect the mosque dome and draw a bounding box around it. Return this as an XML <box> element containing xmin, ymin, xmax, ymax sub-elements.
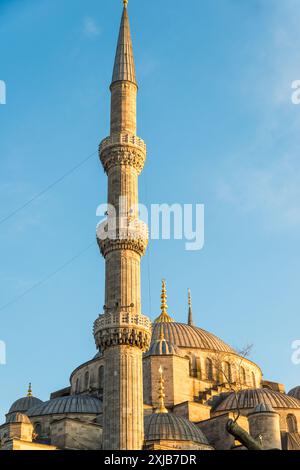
<box><xmin>288</xmin><ymin>386</ymin><xmax>300</xmax><ymax>401</ymax></box>
<box><xmin>152</xmin><ymin>281</ymin><xmax>234</xmax><ymax>353</ymax></box>
<box><xmin>8</xmin><ymin>384</ymin><xmax>43</xmax><ymax>415</ymax></box>
<box><xmin>152</xmin><ymin>322</ymin><xmax>234</xmax><ymax>353</ymax></box>
<box><xmin>145</xmin><ymin>337</ymin><xmax>182</xmax><ymax>357</ymax></box>
<box><xmin>145</xmin><ymin>324</ymin><xmax>182</xmax><ymax>357</ymax></box>
<box><xmin>144</xmin><ymin>413</ymin><xmax>210</xmax><ymax>446</ymax></box>
<box><xmin>27</xmin><ymin>395</ymin><xmax>102</xmax><ymax>417</ymax></box>
<box><xmin>214</xmin><ymin>388</ymin><xmax>300</xmax><ymax>413</ymax></box>
<box><xmin>6</xmin><ymin>412</ymin><xmax>32</xmax><ymax>424</ymax></box>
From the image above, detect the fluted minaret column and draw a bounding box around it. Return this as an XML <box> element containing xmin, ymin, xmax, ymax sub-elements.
<box><xmin>94</xmin><ymin>2</ymin><xmax>151</xmax><ymax>450</ymax></box>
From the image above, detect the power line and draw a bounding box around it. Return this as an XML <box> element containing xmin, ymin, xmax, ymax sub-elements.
<box><xmin>0</xmin><ymin>241</ymin><xmax>96</xmax><ymax>312</ymax></box>
<box><xmin>0</xmin><ymin>150</ymin><xmax>98</xmax><ymax>226</ymax></box>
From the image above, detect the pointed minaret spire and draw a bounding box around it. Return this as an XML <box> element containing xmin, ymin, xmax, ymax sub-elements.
<box><xmin>112</xmin><ymin>1</ymin><xmax>136</xmax><ymax>86</ymax></box>
<box><xmin>188</xmin><ymin>289</ymin><xmax>194</xmax><ymax>326</ymax></box>
<box><xmin>156</xmin><ymin>366</ymin><xmax>168</xmax><ymax>414</ymax></box>
<box><xmin>27</xmin><ymin>382</ymin><xmax>33</xmax><ymax>398</ymax></box>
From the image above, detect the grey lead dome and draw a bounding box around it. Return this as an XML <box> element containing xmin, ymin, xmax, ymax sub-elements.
<box><xmin>144</xmin><ymin>413</ymin><xmax>209</xmax><ymax>445</ymax></box>
<box><xmin>152</xmin><ymin>322</ymin><xmax>234</xmax><ymax>353</ymax></box>
<box><xmin>8</xmin><ymin>396</ymin><xmax>43</xmax><ymax>414</ymax></box>
<box><xmin>27</xmin><ymin>395</ymin><xmax>102</xmax><ymax>417</ymax></box>
<box><xmin>214</xmin><ymin>388</ymin><xmax>300</xmax><ymax>412</ymax></box>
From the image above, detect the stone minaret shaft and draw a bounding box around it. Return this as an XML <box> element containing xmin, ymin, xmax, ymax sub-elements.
<box><xmin>94</xmin><ymin>3</ymin><xmax>151</xmax><ymax>450</ymax></box>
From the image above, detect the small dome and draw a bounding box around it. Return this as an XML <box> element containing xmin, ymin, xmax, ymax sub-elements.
<box><xmin>152</xmin><ymin>322</ymin><xmax>234</xmax><ymax>353</ymax></box>
<box><xmin>9</xmin><ymin>396</ymin><xmax>43</xmax><ymax>414</ymax></box>
<box><xmin>288</xmin><ymin>386</ymin><xmax>300</xmax><ymax>401</ymax></box>
<box><xmin>144</xmin><ymin>413</ymin><xmax>210</xmax><ymax>446</ymax></box>
<box><xmin>145</xmin><ymin>338</ymin><xmax>181</xmax><ymax>357</ymax></box>
<box><xmin>214</xmin><ymin>388</ymin><xmax>300</xmax><ymax>413</ymax></box>
<box><xmin>253</xmin><ymin>403</ymin><xmax>275</xmax><ymax>413</ymax></box>
<box><xmin>27</xmin><ymin>395</ymin><xmax>102</xmax><ymax>417</ymax></box>
<box><xmin>6</xmin><ymin>412</ymin><xmax>32</xmax><ymax>424</ymax></box>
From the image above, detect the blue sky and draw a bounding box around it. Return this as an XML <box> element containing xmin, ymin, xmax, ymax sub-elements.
<box><xmin>1</xmin><ymin>0</ymin><xmax>300</xmax><ymax>421</ymax></box>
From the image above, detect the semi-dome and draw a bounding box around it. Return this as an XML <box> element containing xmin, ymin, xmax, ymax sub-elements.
<box><xmin>27</xmin><ymin>395</ymin><xmax>102</xmax><ymax>417</ymax></box>
<box><xmin>144</xmin><ymin>413</ymin><xmax>210</xmax><ymax>446</ymax></box>
<box><xmin>288</xmin><ymin>386</ymin><xmax>300</xmax><ymax>401</ymax></box>
<box><xmin>6</xmin><ymin>412</ymin><xmax>32</xmax><ymax>424</ymax></box>
<box><xmin>152</xmin><ymin>322</ymin><xmax>234</xmax><ymax>353</ymax></box>
<box><xmin>214</xmin><ymin>388</ymin><xmax>300</xmax><ymax>413</ymax></box>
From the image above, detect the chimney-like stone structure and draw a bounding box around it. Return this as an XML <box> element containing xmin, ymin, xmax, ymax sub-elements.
<box><xmin>93</xmin><ymin>2</ymin><xmax>151</xmax><ymax>450</ymax></box>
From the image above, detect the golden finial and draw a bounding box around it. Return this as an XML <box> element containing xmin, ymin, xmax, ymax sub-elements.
<box><xmin>123</xmin><ymin>0</ymin><xmax>128</xmax><ymax>8</ymax></box>
<box><xmin>161</xmin><ymin>279</ymin><xmax>168</xmax><ymax>314</ymax></box>
<box><xmin>156</xmin><ymin>366</ymin><xmax>168</xmax><ymax>414</ymax></box>
<box><xmin>154</xmin><ymin>280</ymin><xmax>174</xmax><ymax>323</ymax></box>
<box><xmin>27</xmin><ymin>383</ymin><xmax>33</xmax><ymax>398</ymax></box>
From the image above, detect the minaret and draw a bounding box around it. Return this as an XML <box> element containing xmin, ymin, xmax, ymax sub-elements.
<box><xmin>188</xmin><ymin>289</ymin><xmax>194</xmax><ymax>326</ymax></box>
<box><xmin>93</xmin><ymin>1</ymin><xmax>151</xmax><ymax>450</ymax></box>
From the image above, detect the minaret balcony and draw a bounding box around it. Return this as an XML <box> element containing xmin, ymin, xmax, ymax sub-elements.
<box><xmin>99</xmin><ymin>133</ymin><xmax>146</xmax><ymax>174</ymax></box>
<box><xmin>97</xmin><ymin>218</ymin><xmax>148</xmax><ymax>257</ymax></box>
<box><xmin>93</xmin><ymin>312</ymin><xmax>152</xmax><ymax>352</ymax></box>
<box><xmin>100</xmin><ymin>133</ymin><xmax>146</xmax><ymax>153</ymax></box>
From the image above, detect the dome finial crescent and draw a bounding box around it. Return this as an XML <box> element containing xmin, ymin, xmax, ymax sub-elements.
<box><xmin>123</xmin><ymin>0</ymin><xmax>128</xmax><ymax>8</ymax></box>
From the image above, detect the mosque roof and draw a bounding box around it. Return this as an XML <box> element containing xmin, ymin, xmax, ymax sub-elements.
<box><xmin>214</xmin><ymin>388</ymin><xmax>300</xmax><ymax>412</ymax></box>
<box><xmin>145</xmin><ymin>324</ymin><xmax>182</xmax><ymax>357</ymax></box>
<box><xmin>288</xmin><ymin>386</ymin><xmax>300</xmax><ymax>401</ymax></box>
<box><xmin>144</xmin><ymin>413</ymin><xmax>210</xmax><ymax>445</ymax></box>
<box><xmin>27</xmin><ymin>395</ymin><xmax>102</xmax><ymax>417</ymax></box>
<box><xmin>152</xmin><ymin>280</ymin><xmax>234</xmax><ymax>353</ymax></box>
<box><xmin>151</xmin><ymin>322</ymin><xmax>234</xmax><ymax>353</ymax></box>
<box><xmin>8</xmin><ymin>384</ymin><xmax>43</xmax><ymax>414</ymax></box>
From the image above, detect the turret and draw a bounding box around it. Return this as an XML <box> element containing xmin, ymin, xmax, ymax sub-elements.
<box><xmin>248</xmin><ymin>404</ymin><xmax>282</xmax><ymax>450</ymax></box>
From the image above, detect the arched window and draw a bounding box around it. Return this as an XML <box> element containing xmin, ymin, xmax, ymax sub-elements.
<box><xmin>252</xmin><ymin>372</ymin><xmax>256</xmax><ymax>388</ymax></box>
<box><xmin>84</xmin><ymin>371</ymin><xmax>90</xmax><ymax>390</ymax></box>
<box><xmin>240</xmin><ymin>367</ymin><xmax>246</xmax><ymax>385</ymax></box>
<box><xmin>99</xmin><ymin>366</ymin><xmax>104</xmax><ymax>396</ymax></box>
<box><xmin>287</xmin><ymin>414</ymin><xmax>298</xmax><ymax>433</ymax></box>
<box><xmin>195</xmin><ymin>357</ymin><xmax>202</xmax><ymax>380</ymax></box>
<box><xmin>34</xmin><ymin>423</ymin><xmax>42</xmax><ymax>439</ymax></box>
<box><xmin>231</xmin><ymin>365</ymin><xmax>236</xmax><ymax>384</ymax></box>
<box><xmin>206</xmin><ymin>358</ymin><xmax>213</xmax><ymax>381</ymax></box>
<box><xmin>75</xmin><ymin>378</ymin><xmax>80</xmax><ymax>394</ymax></box>
<box><xmin>223</xmin><ymin>362</ymin><xmax>232</xmax><ymax>384</ymax></box>
<box><xmin>185</xmin><ymin>356</ymin><xmax>193</xmax><ymax>376</ymax></box>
